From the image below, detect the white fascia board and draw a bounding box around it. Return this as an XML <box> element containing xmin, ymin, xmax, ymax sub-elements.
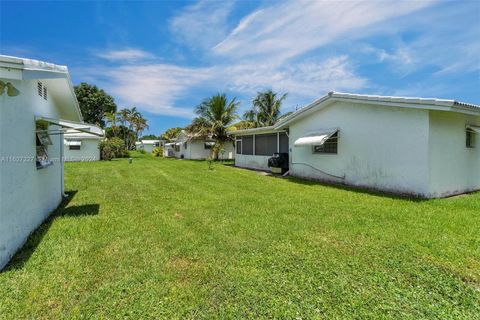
<box><xmin>228</xmin><ymin>126</ymin><xmax>285</xmax><ymax>136</ymax></box>
<box><xmin>275</xmin><ymin>92</ymin><xmax>480</xmax><ymax>130</ymax></box>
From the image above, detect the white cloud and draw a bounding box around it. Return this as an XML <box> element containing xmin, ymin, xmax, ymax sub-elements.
<box><xmin>169</xmin><ymin>0</ymin><xmax>235</xmax><ymax>50</ymax></box>
<box><xmin>214</xmin><ymin>0</ymin><xmax>434</xmax><ymax>62</ymax></box>
<box><xmin>83</xmin><ymin>54</ymin><xmax>365</xmax><ymax>117</ymax></box>
<box><xmin>86</xmin><ymin>0</ymin><xmax>480</xmax><ymax>118</ymax></box>
<box><xmin>223</xmin><ymin>55</ymin><xmax>366</xmax><ymax>98</ymax></box>
<box><xmin>100</xmin><ymin>64</ymin><xmax>214</xmax><ymax>117</ymax></box>
<box><xmin>96</xmin><ymin>48</ymin><xmax>154</xmax><ymax>61</ymax></box>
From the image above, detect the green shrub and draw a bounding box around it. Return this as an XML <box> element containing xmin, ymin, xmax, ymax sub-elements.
<box><xmin>152</xmin><ymin>147</ymin><xmax>163</xmax><ymax>157</ymax></box>
<box><xmin>100</xmin><ymin>144</ymin><xmax>114</xmax><ymax>161</ymax></box>
<box><xmin>137</xmin><ymin>149</ymin><xmax>147</xmax><ymax>154</ymax></box>
<box><xmin>99</xmin><ymin>137</ymin><xmax>129</xmax><ymax>160</ymax></box>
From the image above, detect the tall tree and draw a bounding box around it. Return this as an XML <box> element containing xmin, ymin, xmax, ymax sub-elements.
<box><xmin>141</xmin><ymin>134</ymin><xmax>159</xmax><ymax>140</ymax></box>
<box><xmin>228</xmin><ymin>120</ymin><xmax>256</xmax><ymax>131</ymax></box>
<box><xmin>244</xmin><ymin>90</ymin><xmax>287</xmax><ymax>127</ymax></box>
<box><xmin>130</xmin><ymin>111</ymin><xmax>149</xmax><ymax>143</ymax></box>
<box><xmin>104</xmin><ymin>111</ymin><xmax>119</xmax><ymax>137</ymax></box>
<box><xmin>74</xmin><ymin>83</ymin><xmax>117</xmax><ymax>127</ymax></box>
<box><xmin>194</xmin><ymin>93</ymin><xmax>239</xmax><ymax>159</ymax></box>
<box><xmin>118</xmin><ymin>108</ymin><xmax>131</xmax><ymax>148</ymax></box>
<box><xmin>161</xmin><ymin>127</ymin><xmax>183</xmax><ymax>142</ymax></box>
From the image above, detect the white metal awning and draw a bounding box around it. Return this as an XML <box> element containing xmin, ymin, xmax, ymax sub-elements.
<box><xmin>35</xmin><ymin>116</ymin><xmax>104</xmax><ymax>136</ymax></box>
<box><xmin>294</xmin><ymin>129</ymin><xmax>338</xmax><ymax>147</ymax></box>
<box><xmin>165</xmin><ymin>143</ymin><xmax>174</xmax><ymax>147</ymax></box>
<box><xmin>65</xmin><ymin>140</ymin><xmax>81</xmax><ymax>146</ymax></box>
<box><xmin>204</xmin><ymin>141</ymin><xmax>215</xmax><ymax>146</ymax></box>
<box><xmin>467</xmin><ymin>125</ymin><xmax>480</xmax><ymax>133</ymax></box>
<box><xmin>175</xmin><ymin>142</ymin><xmax>181</xmax><ymax>146</ymax></box>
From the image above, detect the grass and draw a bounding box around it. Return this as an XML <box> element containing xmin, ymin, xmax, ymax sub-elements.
<box><xmin>1</xmin><ymin>152</ymin><xmax>479</xmax><ymax>319</ymax></box>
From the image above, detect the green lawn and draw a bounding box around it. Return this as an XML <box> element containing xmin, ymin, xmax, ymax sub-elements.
<box><xmin>1</xmin><ymin>153</ymin><xmax>479</xmax><ymax>319</ymax></box>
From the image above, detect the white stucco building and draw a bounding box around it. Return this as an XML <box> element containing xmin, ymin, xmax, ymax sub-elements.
<box><xmin>164</xmin><ymin>130</ymin><xmax>235</xmax><ymax>160</ymax></box>
<box><xmin>0</xmin><ymin>55</ymin><xmax>102</xmax><ymax>269</ymax></box>
<box><xmin>135</xmin><ymin>139</ymin><xmax>164</xmax><ymax>153</ymax></box>
<box><xmin>231</xmin><ymin>92</ymin><xmax>480</xmax><ymax>198</ymax></box>
<box><xmin>64</xmin><ymin>125</ymin><xmax>104</xmax><ymax>162</ymax></box>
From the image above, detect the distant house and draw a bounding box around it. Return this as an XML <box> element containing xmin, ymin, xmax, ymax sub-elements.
<box><xmin>64</xmin><ymin>125</ymin><xmax>104</xmax><ymax>162</ymax></box>
<box><xmin>230</xmin><ymin>92</ymin><xmax>480</xmax><ymax>198</ymax></box>
<box><xmin>0</xmin><ymin>55</ymin><xmax>102</xmax><ymax>269</ymax></box>
<box><xmin>135</xmin><ymin>139</ymin><xmax>164</xmax><ymax>153</ymax></box>
<box><xmin>164</xmin><ymin>130</ymin><xmax>234</xmax><ymax>160</ymax></box>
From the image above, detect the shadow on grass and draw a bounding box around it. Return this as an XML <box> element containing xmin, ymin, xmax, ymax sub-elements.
<box><xmin>228</xmin><ymin>164</ymin><xmax>428</xmax><ymax>202</ymax></box>
<box><xmin>2</xmin><ymin>191</ymin><xmax>99</xmax><ymax>272</ymax></box>
<box><xmin>284</xmin><ymin>175</ymin><xmax>429</xmax><ymax>202</ymax></box>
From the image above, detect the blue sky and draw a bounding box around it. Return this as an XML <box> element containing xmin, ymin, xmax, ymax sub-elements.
<box><xmin>1</xmin><ymin>0</ymin><xmax>479</xmax><ymax>136</ymax></box>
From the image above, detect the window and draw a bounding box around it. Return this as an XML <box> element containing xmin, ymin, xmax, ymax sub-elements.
<box><xmin>154</xmin><ymin>142</ymin><xmax>160</xmax><ymax>147</ymax></box>
<box><xmin>184</xmin><ymin>142</ymin><xmax>187</xmax><ymax>149</ymax></box>
<box><xmin>255</xmin><ymin>133</ymin><xmax>277</xmax><ymax>156</ymax></box>
<box><xmin>36</xmin><ymin>123</ymin><xmax>53</xmax><ymax>169</ymax></box>
<box><xmin>43</xmin><ymin>86</ymin><xmax>47</xmax><ymax>100</ymax></box>
<box><xmin>67</xmin><ymin>140</ymin><xmax>82</xmax><ymax>150</ymax></box>
<box><xmin>313</xmin><ymin>132</ymin><xmax>338</xmax><ymax>154</ymax></box>
<box><xmin>236</xmin><ymin>139</ymin><xmax>242</xmax><ymax>154</ymax></box>
<box><xmin>466</xmin><ymin>130</ymin><xmax>475</xmax><ymax>148</ymax></box>
<box><xmin>241</xmin><ymin>136</ymin><xmax>253</xmax><ymax>155</ymax></box>
<box><xmin>279</xmin><ymin>132</ymin><xmax>289</xmax><ymax>153</ymax></box>
<box><xmin>175</xmin><ymin>144</ymin><xmax>180</xmax><ymax>152</ymax></box>
<box><xmin>37</xmin><ymin>82</ymin><xmax>43</xmax><ymax>97</ymax></box>
<box><xmin>204</xmin><ymin>142</ymin><xmax>214</xmax><ymax>149</ymax></box>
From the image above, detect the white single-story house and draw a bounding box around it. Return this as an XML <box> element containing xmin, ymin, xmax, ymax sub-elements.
<box><xmin>0</xmin><ymin>55</ymin><xmax>102</xmax><ymax>270</ymax></box>
<box><xmin>164</xmin><ymin>130</ymin><xmax>235</xmax><ymax>160</ymax></box>
<box><xmin>64</xmin><ymin>125</ymin><xmax>104</xmax><ymax>162</ymax></box>
<box><xmin>230</xmin><ymin>92</ymin><xmax>480</xmax><ymax>198</ymax></box>
<box><xmin>135</xmin><ymin>139</ymin><xmax>165</xmax><ymax>153</ymax></box>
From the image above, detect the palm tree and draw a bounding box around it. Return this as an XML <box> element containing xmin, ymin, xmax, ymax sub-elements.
<box><xmin>194</xmin><ymin>93</ymin><xmax>239</xmax><ymax>159</ymax></box>
<box><xmin>185</xmin><ymin>117</ymin><xmax>211</xmax><ymax>138</ymax></box>
<box><xmin>118</xmin><ymin>108</ymin><xmax>131</xmax><ymax>147</ymax></box>
<box><xmin>228</xmin><ymin>120</ymin><xmax>256</xmax><ymax>131</ymax></box>
<box><xmin>244</xmin><ymin>90</ymin><xmax>287</xmax><ymax>127</ymax></box>
<box><xmin>161</xmin><ymin>127</ymin><xmax>183</xmax><ymax>142</ymax></box>
<box><xmin>104</xmin><ymin>111</ymin><xmax>119</xmax><ymax>137</ymax></box>
<box><xmin>131</xmin><ymin>113</ymin><xmax>149</xmax><ymax>144</ymax></box>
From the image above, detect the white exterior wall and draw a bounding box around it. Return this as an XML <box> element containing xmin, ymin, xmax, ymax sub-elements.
<box><xmin>218</xmin><ymin>142</ymin><xmax>235</xmax><ymax>160</ymax></box>
<box><xmin>64</xmin><ymin>139</ymin><xmax>100</xmax><ymax>162</ymax></box>
<box><xmin>235</xmin><ymin>154</ymin><xmax>271</xmax><ymax>171</ymax></box>
<box><xmin>0</xmin><ymin>79</ymin><xmax>64</xmax><ymax>269</ymax></box>
<box><xmin>142</xmin><ymin>144</ymin><xmax>156</xmax><ymax>153</ymax></box>
<box><xmin>176</xmin><ymin>139</ymin><xmax>234</xmax><ymax>160</ymax></box>
<box><xmin>428</xmin><ymin>111</ymin><xmax>480</xmax><ymax>197</ymax></box>
<box><xmin>289</xmin><ymin>101</ymin><xmax>431</xmax><ymax>196</ymax></box>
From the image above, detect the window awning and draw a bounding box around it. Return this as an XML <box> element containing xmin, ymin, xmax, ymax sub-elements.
<box><xmin>175</xmin><ymin>142</ymin><xmax>181</xmax><ymax>146</ymax></box>
<box><xmin>467</xmin><ymin>125</ymin><xmax>480</xmax><ymax>133</ymax></box>
<box><xmin>294</xmin><ymin>129</ymin><xmax>338</xmax><ymax>147</ymax></box>
<box><xmin>35</xmin><ymin>116</ymin><xmax>104</xmax><ymax>136</ymax></box>
<box><xmin>205</xmin><ymin>141</ymin><xmax>215</xmax><ymax>146</ymax></box>
<box><xmin>65</xmin><ymin>140</ymin><xmax>81</xmax><ymax>146</ymax></box>
<box><xmin>165</xmin><ymin>143</ymin><xmax>174</xmax><ymax>147</ymax></box>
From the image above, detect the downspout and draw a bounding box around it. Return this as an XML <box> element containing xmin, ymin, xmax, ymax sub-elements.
<box><xmin>60</xmin><ymin>129</ymin><xmax>67</xmax><ymax>197</ymax></box>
